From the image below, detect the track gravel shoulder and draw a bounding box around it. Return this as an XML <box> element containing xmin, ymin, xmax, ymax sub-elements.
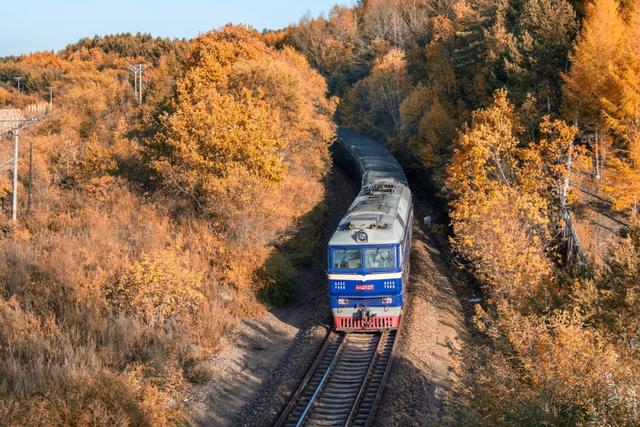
<box><xmin>373</xmin><ymin>200</ymin><xmax>468</xmax><ymax>426</ymax></box>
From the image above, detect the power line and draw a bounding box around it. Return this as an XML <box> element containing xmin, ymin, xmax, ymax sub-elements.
<box><xmin>0</xmin><ymin>105</ymin><xmax>65</xmax><ymax>138</ymax></box>
<box><xmin>0</xmin><ymin>159</ymin><xmax>13</xmax><ymax>170</ymax></box>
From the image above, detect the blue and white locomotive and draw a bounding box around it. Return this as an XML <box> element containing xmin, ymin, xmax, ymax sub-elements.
<box><xmin>328</xmin><ymin>128</ymin><xmax>413</xmax><ymax>330</ymax></box>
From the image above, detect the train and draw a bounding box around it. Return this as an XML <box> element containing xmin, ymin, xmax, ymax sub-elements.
<box><xmin>328</xmin><ymin>128</ymin><xmax>413</xmax><ymax>331</ymax></box>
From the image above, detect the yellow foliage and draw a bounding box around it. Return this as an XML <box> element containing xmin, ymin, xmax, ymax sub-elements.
<box><xmin>564</xmin><ymin>0</ymin><xmax>640</xmax><ymax>213</ymax></box>
<box><xmin>106</xmin><ymin>251</ymin><xmax>204</xmax><ymax>320</ymax></box>
<box><xmin>340</xmin><ymin>48</ymin><xmax>410</xmax><ymax>136</ymax></box>
<box><xmin>448</xmin><ymin>89</ymin><xmax>522</xmax><ymax>196</ymax></box>
<box><xmin>153</xmin><ymin>25</ymin><xmax>334</xmax><ymax>254</ymax></box>
<box><xmin>226</xmin><ymin>45</ymin><xmax>336</xmax><ymax>176</ymax></box>
<box><xmin>563</xmin><ymin>0</ymin><xmax>626</xmax><ymax>123</ymax></box>
<box><xmin>158</xmin><ymin>86</ymin><xmax>285</xmax><ymax>183</ymax></box>
<box><xmin>447</xmin><ymin>90</ymin><xmax>578</xmax><ymax>311</ymax></box>
<box><xmin>519</xmin><ymin>116</ymin><xmax>581</xmax><ymax>210</ymax></box>
<box><xmin>456</xmin><ymin>307</ymin><xmax>640</xmax><ymax>425</ymax></box>
<box><xmin>603</xmin><ymin>144</ymin><xmax>640</xmax><ymax>211</ymax></box>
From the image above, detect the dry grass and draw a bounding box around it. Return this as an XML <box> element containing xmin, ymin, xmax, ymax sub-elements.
<box><xmin>0</xmin><ymin>178</ymin><xmax>240</xmax><ymax>424</ymax></box>
<box><xmin>0</xmin><ymin>30</ymin><xmax>332</xmax><ymax>425</ymax></box>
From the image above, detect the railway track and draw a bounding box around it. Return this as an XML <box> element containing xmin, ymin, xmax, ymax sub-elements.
<box><xmin>274</xmin><ymin>329</ymin><xmax>397</xmax><ymax>427</ymax></box>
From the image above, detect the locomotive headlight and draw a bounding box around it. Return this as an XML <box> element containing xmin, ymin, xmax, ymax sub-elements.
<box><xmin>381</xmin><ymin>297</ymin><xmax>392</xmax><ymax>304</ymax></box>
<box><xmin>338</xmin><ymin>298</ymin><xmax>349</xmax><ymax>305</ymax></box>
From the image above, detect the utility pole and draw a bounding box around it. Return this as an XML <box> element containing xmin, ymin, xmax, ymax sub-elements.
<box><xmin>128</xmin><ymin>64</ymin><xmax>148</xmax><ymax>106</ymax></box>
<box><xmin>27</xmin><ymin>136</ymin><xmax>33</xmax><ymax>214</ymax></box>
<box><xmin>1</xmin><ymin>114</ymin><xmax>45</xmax><ymax>222</ymax></box>
<box><xmin>138</xmin><ymin>64</ymin><xmax>148</xmax><ymax>106</ymax></box>
<box><xmin>48</xmin><ymin>86</ymin><xmax>53</xmax><ymax>109</ymax></box>
<box><xmin>11</xmin><ymin>126</ymin><xmax>19</xmax><ymax>222</ymax></box>
<box><xmin>13</xmin><ymin>76</ymin><xmax>23</xmax><ymax>94</ymax></box>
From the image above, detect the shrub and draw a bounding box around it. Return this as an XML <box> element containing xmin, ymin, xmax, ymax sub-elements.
<box><xmin>453</xmin><ymin>307</ymin><xmax>640</xmax><ymax>426</ymax></box>
<box><xmin>106</xmin><ymin>251</ymin><xmax>204</xmax><ymax>321</ymax></box>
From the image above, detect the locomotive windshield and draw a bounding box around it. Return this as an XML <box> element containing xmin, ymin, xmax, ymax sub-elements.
<box><xmin>364</xmin><ymin>247</ymin><xmax>396</xmax><ymax>269</ymax></box>
<box><xmin>332</xmin><ymin>248</ymin><xmax>362</xmax><ymax>270</ymax></box>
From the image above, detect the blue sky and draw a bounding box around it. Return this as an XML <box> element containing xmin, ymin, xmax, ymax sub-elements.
<box><xmin>0</xmin><ymin>0</ymin><xmax>352</xmax><ymax>57</ymax></box>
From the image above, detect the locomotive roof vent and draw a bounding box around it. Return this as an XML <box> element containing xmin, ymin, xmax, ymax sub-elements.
<box><xmin>345</xmin><ymin>213</ymin><xmax>393</xmax><ymax>230</ymax></box>
<box><xmin>364</xmin><ymin>181</ymin><xmax>400</xmax><ymax>194</ymax></box>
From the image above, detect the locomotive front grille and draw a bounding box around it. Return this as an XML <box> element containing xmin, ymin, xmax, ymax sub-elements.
<box><xmin>335</xmin><ymin>316</ymin><xmax>399</xmax><ymax>330</ymax></box>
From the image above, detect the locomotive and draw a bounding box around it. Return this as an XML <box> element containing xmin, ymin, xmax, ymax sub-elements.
<box><xmin>328</xmin><ymin>128</ymin><xmax>413</xmax><ymax>331</ymax></box>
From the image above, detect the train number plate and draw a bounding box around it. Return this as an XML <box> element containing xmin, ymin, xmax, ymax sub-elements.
<box><xmin>355</xmin><ymin>284</ymin><xmax>374</xmax><ymax>291</ymax></box>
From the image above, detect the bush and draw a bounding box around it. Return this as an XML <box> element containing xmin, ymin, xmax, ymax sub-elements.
<box><xmin>453</xmin><ymin>307</ymin><xmax>640</xmax><ymax>426</ymax></box>
<box><xmin>106</xmin><ymin>251</ymin><xmax>204</xmax><ymax>321</ymax></box>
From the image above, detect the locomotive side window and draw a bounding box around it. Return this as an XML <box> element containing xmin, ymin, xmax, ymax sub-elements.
<box><xmin>364</xmin><ymin>247</ymin><xmax>396</xmax><ymax>270</ymax></box>
<box><xmin>332</xmin><ymin>248</ymin><xmax>362</xmax><ymax>270</ymax></box>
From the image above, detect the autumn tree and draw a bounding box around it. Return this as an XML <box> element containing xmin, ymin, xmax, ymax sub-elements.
<box><xmin>564</xmin><ymin>0</ymin><xmax>640</xmax><ymax>213</ymax></box>
<box><xmin>452</xmin><ymin>0</ymin><xmax>511</xmax><ymax>108</ymax></box>
<box><xmin>287</xmin><ymin>7</ymin><xmax>360</xmax><ymax>95</ymax></box>
<box><xmin>587</xmin><ymin>226</ymin><xmax>640</xmax><ymax>354</ymax></box>
<box><xmin>454</xmin><ymin>0</ymin><xmax>577</xmax><ymax>112</ymax></box>
<box><xmin>448</xmin><ymin>91</ymin><xmax>638</xmax><ymax>426</ymax></box>
<box><xmin>448</xmin><ymin>91</ymin><xmax>550</xmax><ymax>310</ymax></box>
<box><xmin>455</xmin><ymin>307</ymin><xmax>640</xmax><ymax>425</ymax></box>
<box><xmin>601</xmin><ymin>2</ymin><xmax>640</xmax><ymax>211</ymax></box>
<box><xmin>507</xmin><ymin>0</ymin><xmax>577</xmax><ymax>111</ymax></box>
<box><xmin>153</xmin><ymin>28</ymin><xmax>286</xmax><ymax>218</ymax></box>
<box><xmin>563</xmin><ymin>0</ymin><xmax>627</xmax><ymax>126</ymax></box>
<box><xmin>399</xmin><ymin>15</ymin><xmax>458</xmax><ymax>185</ymax></box>
<box><xmin>151</xmin><ymin>26</ymin><xmax>335</xmax><ymax>243</ymax></box>
<box><xmin>340</xmin><ymin>48</ymin><xmax>411</xmax><ymax>139</ymax></box>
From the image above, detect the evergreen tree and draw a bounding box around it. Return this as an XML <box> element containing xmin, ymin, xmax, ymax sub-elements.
<box><xmin>506</xmin><ymin>0</ymin><xmax>577</xmax><ymax>110</ymax></box>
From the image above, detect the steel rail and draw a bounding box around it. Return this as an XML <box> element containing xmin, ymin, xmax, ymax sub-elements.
<box><xmin>273</xmin><ymin>328</ymin><xmax>335</xmax><ymax>426</ymax></box>
<box><xmin>295</xmin><ymin>334</ymin><xmax>348</xmax><ymax>426</ymax></box>
<box><xmin>361</xmin><ymin>329</ymin><xmax>400</xmax><ymax>427</ymax></box>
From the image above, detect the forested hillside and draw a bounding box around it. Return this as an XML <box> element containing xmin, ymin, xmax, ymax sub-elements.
<box><xmin>285</xmin><ymin>0</ymin><xmax>640</xmax><ymax>424</ymax></box>
<box><xmin>2</xmin><ymin>0</ymin><xmax>640</xmax><ymax>424</ymax></box>
<box><xmin>0</xmin><ymin>28</ymin><xmax>333</xmax><ymax>424</ymax></box>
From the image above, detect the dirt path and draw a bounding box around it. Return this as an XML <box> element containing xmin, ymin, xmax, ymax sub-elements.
<box><xmin>187</xmin><ymin>166</ymin><xmax>358</xmax><ymax>426</ymax></box>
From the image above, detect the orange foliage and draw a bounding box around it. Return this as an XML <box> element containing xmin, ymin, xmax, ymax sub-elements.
<box><xmin>564</xmin><ymin>0</ymin><xmax>640</xmax><ymax>213</ymax></box>
<box><xmin>153</xmin><ymin>26</ymin><xmax>334</xmax><ymax>244</ymax></box>
<box><xmin>447</xmin><ymin>90</ymin><xmax>580</xmax><ymax>311</ymax></box>
<box><xmin>0</xmin><ymin>26</ymin><xmax>334</xmax><ymax>426</ymax></box>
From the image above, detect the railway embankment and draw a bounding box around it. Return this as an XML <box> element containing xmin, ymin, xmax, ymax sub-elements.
<box><xmin>373</xmin><ymin>218</ymin><xmax>467</xmax><ymax>425</ymax></box>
